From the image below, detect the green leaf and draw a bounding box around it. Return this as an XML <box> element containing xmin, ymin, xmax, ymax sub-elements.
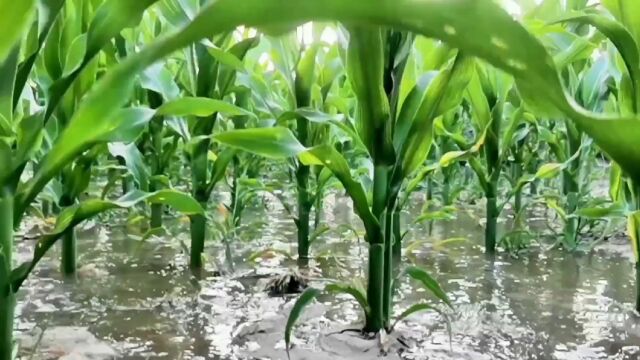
<box><xmin>14</xmin><ymin>113</ymin><xmax>44</xmax><ymax>166</ymax></box>
<box><xmin>14</xmin><ymin>107</ymin><xmax>155</xmax><ymax>222</ymax></box>
<box><xmin>393</xmin><ymin>303</ymin><xmax>432</xmax><ymax>325</ymax></box>
<box><xmin>404</xmin><ymin>266</ymin><xmax>451</xmax><ymax>308</ymax></box>
<box><xmin>140</xmin><ymin>62</ymin><xmax>180</xmax><ymax>100</ymax></box>
<box><xmin>398</xmin><ymin>54</ymin><xmax>474</xmax><ymax>177</ymax></box>
<box><xmin>555</xmin><ymin>11</ymin><xmax>639</xmax><ymax>106</ymax></box>
<box><xmin>108</xmin><ymin>142</ymin><xmax>150</xmax><ymax>191</ymax></box>
<box><xmin>62</xmin><ymin>34</ymin><xmax>88</xmax><ymax>77</ymax></box>
<box><xmin>203</xmin><ymin>40</ymin><xmax>246</xmax><ymax>72</ymax></box>
<box><xmin>157</xmin><ymin>97</ymin><xmax>252</xmax><ymax>117</ymax></box>
<box><xmin>0</xmin><ymin>0</ymin><xmax>36</xmax><ymax>63</ymax></box>
<box><xmin>325</xmin><ymin>282</ymin><xmax>370</xmax><ymax>317</ymax></box>
<box><xmin>394</xmin><ymin>72</ymin><xmax>437</xmax><ymax>151</ymax></box>
<box><xmin>44</xmin><ymin>0</ymin><xmax>159</xmax><ymax>119</ymax></box>
<box><xmin>576</xmin><ymin>203</ymin><xmax>627</xmax><ymax>219</ymax></box>
<box><xmin>13</xmin><ymin>0</ymin><xmax>65</xmax><ymax>103</ymax></box>
<box><xmin>284</xmin><ymin>287</ymin><xmax>322</xmax><ymax>358</ymax></box>
<box><xmin>534</xmin><ymin>162</ymin><xmax>564</xmax><ymax>179</ymax></box>
<box><xmin>627</xmin><ymin>211</ymin><xmax>640</xmax><ymax>262</ymax></box>
<box><xmin>295</xmin><ymin>43</ymin><xmax>320</xmax><ymax>106</ymax></box>
<box><xmin>279</xmin><ymin>108</ymin><xmax>343</xmax><ymax>124</ymax></box>
<box><xmin>48</xmin><ymin>0</ymin><xmax>640</xmax><ymax>186</ymax></box>
<box><xmin>11</xmin><ymin>189</ymin><xmax>203</xmax><ymax>289</ymax></box>
<box><xmin>346</xmin><ymin>27</ymin><xmax>390</xmax><ymax>156</ymax></box>
<box><xmin>206</xmin><ymin>148</ymin><xmax>236</xmax><ymax>195</ymax></box>
<box><xmin>601</xmin><ymin>0</ymin><xmax>640</xmax><ymax>51</ymax></box>
<box><xmin>214</xmin><ymin>127</ymin><xmax>306</xmax><ymax>159</ymax></box>
<box><xmin>391</xmin><ymin>302</ymin><xmax>452</xmax><ymax>346</ymax></box>
<box><xmin>300</xmin><ymin>145</ymin><xmax>380</xmax><ymax>241</ymax></box>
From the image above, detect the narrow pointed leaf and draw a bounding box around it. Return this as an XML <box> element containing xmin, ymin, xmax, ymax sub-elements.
<box><xmin>157</xmin><ymin>97</ymin><xmax>252</xmax><ymax>117</ymax></box>
<box><xmin>11</xmin><ymin>189</ymin><xmax>203</xmax><ymax>289</ymax></box>
<box><xmin>214</xmin><ymin>127</ymin><xmax>305</xmax><ymax>159</ymax></box>
<box><xmin>405</xmin><ymin>266</ymin><xmax>451</xmax><ymax>308</ymax></box>
<box><xmin>284</xmin><ymin>287</ymin><xmax>322</xmax><ymax>358</ymax></box>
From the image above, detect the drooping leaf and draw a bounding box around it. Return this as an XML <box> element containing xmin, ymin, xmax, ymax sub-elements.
<box><xmin>325</xmin><ymin>282</ymin><xmax>370</xmax><ymax>317</ymax></box>
<box><xmin>14</xmin><ymin>107</ymin><xmax>155</xmax><ymax>222</ymax></box>
<box><xmin>576</xmin><ymin>203</ymin><xmax>627</xmax><ymax>219</ymax></box>
<box><xmin>404</xmin><ymin>265</ymin><xmax>451</xmax><ymax>308</ymax></box>
<box><xmin>214</xmin><ymin>127</ymin><xmax>306</xmax><ymax>159</ymax></box>
<box><xmin>157</xmin><ymin>97</ymin><xmax>252</xmax><ymax>117</ymax></box>
<box><xmin>284</xmin><ymin>287</ymin><xmax>322</xmax><ymax>359</ymax></box>
<box><xmin>108</xmin><ymin>142</ymin><xmax>150</xmax><ymax>191</ymax></box>
<box><xmin>11</xmin><ymin>189</ymin><xmax>203</xmax><ymax>289</ymax></box>
<box><xmin>300</xmin><ymin>145</ymin><xmax>380</xmax><ymax>240</ymax></box>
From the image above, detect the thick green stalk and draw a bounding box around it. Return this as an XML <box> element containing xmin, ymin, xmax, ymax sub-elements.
<box><xmin>189</xmin><ymin>114</ymin><xmax>216</xmax><ymax>270</ymax></box>
<box><xmin>0</xmin><ymin>191</ymin><xmax>15</xmax><ymax>359</ymax></box>
<box><xmin>484</xmin><ymin>101</ymin><xmax>502</xmax><ymax>254</ymax></box>
<box><xmin>511</xmin><ymin>151</ymin><xmax>523</xmax><ymax>215</ymax></box>
<box><xmin>295</xmin><ymin>166</ymin><xmax>311</xmax><ymax>266</ymax></box>
<box><xmin>426</xmin><ymin>176</ymin><xmax>434</xmax><ymax>235</ymax></box>
<box><xmin>562</xmin><ymin>125</ymin><xmax>582</xmax><ymax>250</ymax></box>
<box><xmin>485</xmin><ymin>194</ymin><xmax>498</xmax><ymax>254</ymax></box>
<box><xmin>365</xmin><ymin>165</ymin><xmax>390</xmax><ymax>332</ymax></box>
<box><xmin>365</xmin><ymin>242</ymin><xmax>385</xmax><ymax>332</ymax></box>
<box><xmin>295</xmin><ymin>117</ymin><xmax>312</xmax><ymax>266</ymax></box>
<box><xmin>190</xmin><ymin>143</ymin><xmax>211</xmax><ymax>270</ymax></box>
<box><xmin>60</xmin><ymin>228</ymin><xmax>77</xmax><ymax>276</ymax></box>
<box><xmin>148</xmin><ymin>93</ymin><xmax>165</xmax><ymax>229</ymax></box>
<box><xmin>230</xmin><ymin>157</ymin><xmax>242</xmax><ymax>228</ymax></box>
<box><xmin>636</xmin><ymin>262</ymin><xmax>640</xmax><ymax>313</ymax></box>
<box><xmin>149</xmin><ymin>174</ymin><xmax>163</xmax><ymax>229</ymax></box>
<box><xmin>189</xmin><ymin>205</ymin><xmax>207</xmax><ymax>270</ymax></box>
<box><xmin>382</xmin><ymin>208</ymin><xmax>393</xmax><ymax>328</ymax></box>
<box><xmin>59</xmin><ymin>196</ymin><xmax>76</xmax><ymax>275</ymax></box>
<box><xmin>150</xmin><ymin>203</ymin><xmax>163</xmax><ymax>228</ymax></box>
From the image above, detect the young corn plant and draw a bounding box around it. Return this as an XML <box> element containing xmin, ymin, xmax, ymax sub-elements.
<box><xmin>215</xmin><ymin>28</ymin><xmax>472</xmax><ymax>350</ymax></box>
<box><xmin>237</xmin><ymin>32</ymin><xmax>343</xmax><ymax>265</ymax></box>
<box><xmin>7</xmin><ymin>0</ymin><xmax>165</xmax><ymax>276</ymax></box>
<box><xmin>175</xmin><ymin>32</ymin><xmax>258</xmax><ymax>271</ymax></box>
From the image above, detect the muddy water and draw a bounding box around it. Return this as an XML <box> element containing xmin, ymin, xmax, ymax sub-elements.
<box><xmin>14</xmin><ymin>195</ymin><xmax>640</xmax><ymax>359</ymax></box>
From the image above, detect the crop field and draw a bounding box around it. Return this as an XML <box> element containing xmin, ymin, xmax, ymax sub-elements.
<box><xmin>1</xmin><ymin>0</ymin><xmax>640</xmax><ymax>359</ymax></box>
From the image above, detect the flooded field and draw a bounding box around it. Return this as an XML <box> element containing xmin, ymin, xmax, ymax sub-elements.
<box><xmin>13</xmin><ymin>195</ymin><xmax>640</xmax><ymax>359</ymax></box>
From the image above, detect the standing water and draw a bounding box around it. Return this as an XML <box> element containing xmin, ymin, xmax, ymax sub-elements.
<box><xmin>14</xmin><ymin>195</ymin><xmax>640</xmax><ymax>359</ymax></box>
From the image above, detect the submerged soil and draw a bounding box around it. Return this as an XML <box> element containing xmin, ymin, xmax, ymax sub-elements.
<box><xmin>13</xmin><ymin>194</ymin><xmax>640</xmax><ymax>359</ymax></box>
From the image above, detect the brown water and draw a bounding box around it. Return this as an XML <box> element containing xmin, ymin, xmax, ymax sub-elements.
<box><xmin>13</xmin><ymin>195</ymin><xmax>640</xmax><ymax>359</ymax></box>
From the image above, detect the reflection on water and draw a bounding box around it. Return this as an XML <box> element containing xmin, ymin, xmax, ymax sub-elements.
<box><xmin>14</xmin><ymin>195</ymin><xmax>640</xmax><ymax>359</ymax></box>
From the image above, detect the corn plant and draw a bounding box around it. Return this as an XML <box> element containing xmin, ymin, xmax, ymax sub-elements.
<box><xmin>215</xmin><ymin>27</ymin><xmax>473</xmax><ymax>345</ymax></box>
<box><xmin>233</xmin><ymin>32</ymin><xmax>344</xmax><ymax>265</ymax></box>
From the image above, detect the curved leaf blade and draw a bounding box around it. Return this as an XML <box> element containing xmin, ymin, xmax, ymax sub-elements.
<box><xmin>11</xmin><ymin>189</ymin><xmax>203</xmax><ymax>289</ymax></box>
<box><xmin>284</xmin><ymin>287</ymin><xmax>322</xmax><ymax>359</ymax></box>
<box><xmin>404</xmin><ymin>265</ymin><xmax>451</xmax><ymax>308</ymax></box>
